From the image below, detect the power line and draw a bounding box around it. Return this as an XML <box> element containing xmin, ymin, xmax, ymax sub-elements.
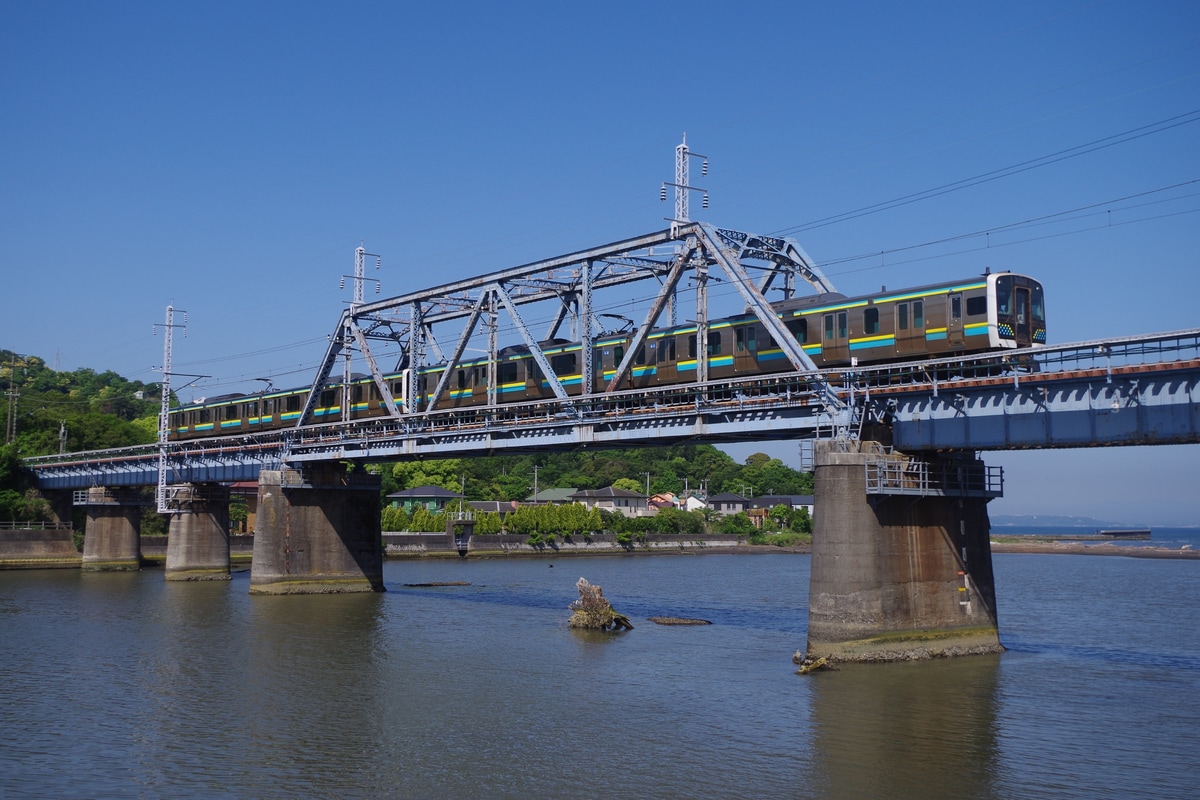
<box><xmin>771</xmin><ymin>109</ymin><xmax>1200</xmax><ymax>237</ymax></box>
<box><xmin>819</xmin><ymin>179</ymin><xmax>1200</xmax><ymax>269</ymax></box>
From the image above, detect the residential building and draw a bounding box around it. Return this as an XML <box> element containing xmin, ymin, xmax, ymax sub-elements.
<box><xmin>569</xmin><ymin>486</ymin><xmax>649</xmax><ymax>518</ymax></box>
<box><xmin>387</xmin><ymin>485</ymin><xmax>465</xmax><ymax>513</ymax></box>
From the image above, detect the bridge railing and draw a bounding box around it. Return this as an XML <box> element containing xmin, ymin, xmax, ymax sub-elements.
<box><xmin>0</xmin><ymin>520</ymin><xmax>73</xmax><ymax>531</ymax></box>
<box><xmin>865</xmin><ymin>458</ymin><xmax>1003</xmax><ymax>499</ymax></box>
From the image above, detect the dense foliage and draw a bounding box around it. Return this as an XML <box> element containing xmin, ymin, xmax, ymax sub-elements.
<box><xmin>1</xmin><ymin>350</ymin><xmax>161</xmax><ymax>457</ymax></box>
<box><xmin>372</xmin><ymin>444</ymin><xmax>813</xmax><ymax>504</ymax></box>
<box><xmin>1</xmin><ymin>350</ymin><xmax>162</xmax><ymax>522</ymax></box>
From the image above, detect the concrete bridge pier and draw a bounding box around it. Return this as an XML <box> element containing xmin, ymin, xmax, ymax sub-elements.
<box><xmin>165</xmin><ymin>483</ymin><xmax>231</xmax><ymax>581</ymax></box>
<box><xmin>250</xmin><ymin>466</ymin><xmax>384</xmax><ymax>595</ymax></box>
<box><xmin>806</xmin><ymin>441</ymin><xmax>1003</xmax><ymax>662</ymax></box>
<box><xmin>82</xmin><ymin>487</ymin><xmax>142</xmax><ymax>571</ymax></box>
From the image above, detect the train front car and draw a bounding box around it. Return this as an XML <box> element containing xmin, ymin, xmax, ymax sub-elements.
<box><xmin>989</xmin><ymin>272</ymin><xmax>1046</xmax><ymax>349</ymax></box>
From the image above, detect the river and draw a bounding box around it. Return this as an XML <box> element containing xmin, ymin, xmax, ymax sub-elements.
<box><xmin>1</xmin><ymin>551</ymin><xmax>1197</xmax><ymax>799</ymax></box>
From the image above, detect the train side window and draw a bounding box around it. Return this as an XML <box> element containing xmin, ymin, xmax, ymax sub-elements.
<box><xmin>707</xmin><ymin>331</ymin><xmax>722</xmax><ymax>356</ymax></box>
<box><xmin>863</xmin><ymin>308</ymin><xmax>879</xmax><ymax>335</ymax></box>
<box><xmin>837</xmin><ymin>312</ymin><xmax>848</xmax><ymax>339</ymax></box>
<box><xmin>634</xmin><ymin>346</ymin><xmax>646</xmax><ymax>366</ymax></box>
<box><xmin>287</xmin><ymin>395</ymin><xmax>301</xmax><ymax>412</ymax></box>
<box><xmin>913</xmin><ymin>301</ymin><xmax>924</xmax><ymax>328</ymax></box>
<box><xmin>966</xmin><ymin>296</ymin><xmax>987</xmax><ymax>316</ymax></box>
<box><xmin>951</xmin><ymin>295</ymin><xmax>962</xmax><ymax>320</ymax></box>
<box><xmin>613</xmin><ymin>345</ymin><xmax>624</xmax><ymax>365</ymax></box>
<box><xmin>353</xmin><ymin>385</ymin><xmax>364</xmax><ymax>403</ymax></box>
<box><xmin>687</xmin><ymin>336</ymin><xmax>696</xmax><ymax>359</ymax></box>
<box><xmin>199</xmin><ymin>409</ymin><xmax>210</xmax><ymax>423</ymax></box>
<box><xmin>321</xmin><ymin>389</ymin><xmax>335</xmax><ymax>407</ymax></box>
<box><xmin>664</xmin><ymin>337</ymin><xmax>676</xmax><ymax>362</ymax></box>
<box><xmin>736</xmin><ymin>328</ymin><xmax>746</xmax><ymax>352</ymax></box>
<box><xmin>898</xmin><ymin>303</ymin><xmax>909</xmax><ymax>331</ymax></box>
<box><xmin>551</xmin><ymin>353</ymin><xmax>576</xmax><ymax>374</ymax></box>
<box><xmin>456</xmin><ymin>370</ymin><xmax>466</xmax><ymax>389</ymax></box>
<box><xmin>824</xmin><ymin>314</ymin><xmax>834</xmax><ymax>341</ymax></box>
<box><xmin>499</xmin><ymin>362</ymin><xmax>517</xmax><ymax>383</ymax></box>
<box><xmin>786</xmin><ymin>318</ymin><xmax>808</xmax><ymax>343</ymax></box>
<box><xmin>226</xmin><ymin>405</ymin><xmax>237</xmax><ymax>421</ymax></box>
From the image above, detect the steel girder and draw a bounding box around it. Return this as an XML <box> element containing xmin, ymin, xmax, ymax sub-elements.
<box><xmin>300</xmin><ymin>222</ymin><xmax>845</xmax><ymax>428</ymax></box>
<box><xmin>23</xmin><ymin>329</ymin><xmax>1200</xmax><ymax>488</ymax></box>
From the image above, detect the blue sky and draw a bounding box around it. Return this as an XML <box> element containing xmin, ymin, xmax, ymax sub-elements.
<box><xmin>2</xmin><ymin>1</ymin><xmax>1198</xmax><ymax>524</ymax></box>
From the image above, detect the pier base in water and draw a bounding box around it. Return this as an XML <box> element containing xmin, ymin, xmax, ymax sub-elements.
<box><xmin>165</xmin><ymin>483</ymin><xmax>231</xmax><ymax>581</ymax></box>
<box><xmin>250</xmin><ymin>467</ymin><xmax>384</xmax><ymax>595</ymax></box>
<box><xmin>806</xmin><ymin>442</ymin><xmax>1003</xmax><ymax>662</ymax></box>
<box><xmin>82</xmin><ymin>487</ymin><xmax>142</xmax><ymax>571</ymax></box>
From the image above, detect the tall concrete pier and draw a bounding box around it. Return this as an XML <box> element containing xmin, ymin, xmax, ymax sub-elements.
<box><xmin>250</xmin><ymin>466</ymin><xmax>384</xmax><ymax>595</ymax></box>
<box><xmin>165</xmin><ymin>483</ymin><xmax>231</xmax><ymax>581</ymax></box>
<box><xmin>81</xmin><ymin>487</ymin><xmax>142</xmax><ymax>571</ymax></box>
<box><xmin>806</xmin><ymin>441</ymin><xmax>1003</xmax><ymax>661</ymax></box>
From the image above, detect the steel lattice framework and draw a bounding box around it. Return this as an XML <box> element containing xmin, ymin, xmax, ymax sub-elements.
<box><xmin>297</xmin><ymin>221</ymin><xmax>842</xmax><ymax>430</ymax></box>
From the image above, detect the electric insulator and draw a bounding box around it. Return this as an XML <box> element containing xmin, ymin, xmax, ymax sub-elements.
<box><xmin>376</xmin><ymin>258</ymin><xmax>381</xmax><ymax>269</ymax></box>
<box><xmin>339</xmin><ymin>278</ymin><xmax>345</xmax><ymax>289</ymax></box>
<box><xmin>660</xmin><ymin>185</ymin><xmax>666</xmax><ymax>201</ymax></box>
<box><xmin>376</xmin><ymin>284</ymin><xmax>381</xmax><ymax>293</ymax></box>
<box><xmin>702</xmin><ymin>193</ymin><xmax>709</xmax><ymax>210</ymax></box>
<box><xmin>702</xmin><ymin>159</ymin><xmax>708</xmax><ymax>176</ymax></box>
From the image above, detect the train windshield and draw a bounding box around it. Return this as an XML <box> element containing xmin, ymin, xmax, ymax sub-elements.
<box><xmin>995</xmin><ymin>274</ymin><xmax>1046</xmax><ymax>346</ymax></box>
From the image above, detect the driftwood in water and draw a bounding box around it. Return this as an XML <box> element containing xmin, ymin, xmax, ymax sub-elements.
<box><xmin>792</xmin><ymin>652</ymin><xmax>830</xmax><ymax>671</ymax></box>
<box><xmin>403</xmin><ymin>581</ymin><xmax>471</xmax><ymax>587</ymax></box>
<box><xmin>648</xmin><ymin>617</ymin><xmax>712</xmax><ymax>626</ymax></box>
<box><xmin>568</xmin><ymin>577</ymin><xmax>633</xmax><ymax>630</ymax></box>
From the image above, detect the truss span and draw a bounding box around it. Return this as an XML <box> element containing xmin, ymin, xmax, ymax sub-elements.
<box><xmin>23</xmin><ymin>328</ymin><xmax>1200</xmax><ymax>490</ymax></box>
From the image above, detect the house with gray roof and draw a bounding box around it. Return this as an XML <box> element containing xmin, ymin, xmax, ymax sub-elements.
<box><xmin>569</xmin><ymin>486</ymin><xmax>649</xmax><ymax>518</ymax></box>
<box><xmin>707</xmin><ymin>492</ymin><xmax>749</xmax><ymax>516</ymax></box>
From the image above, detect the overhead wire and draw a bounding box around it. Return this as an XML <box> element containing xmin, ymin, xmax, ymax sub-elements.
<box><xmin>770</xmin><ymin>109</ymin><xmax>1200</xmax><ymax>237</ymax></box>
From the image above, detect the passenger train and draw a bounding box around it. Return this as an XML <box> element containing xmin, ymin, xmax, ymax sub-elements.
<box><xmin>168</xmin><ymin>271</ymin><xmax>1045</xmax><ymax>440</ymax></box>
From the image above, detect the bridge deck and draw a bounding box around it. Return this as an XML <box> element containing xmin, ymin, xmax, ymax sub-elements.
<box><xmin>23</xmin><ymin>329</ymin><xmax>1200</xmax><ymax>490</ymax></box>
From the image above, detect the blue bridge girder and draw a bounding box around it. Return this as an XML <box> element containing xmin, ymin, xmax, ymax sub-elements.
<box><xmin>22</xmin><ymin>328</ymin><xmax>1200</xmax><ymax>491</ymax></box>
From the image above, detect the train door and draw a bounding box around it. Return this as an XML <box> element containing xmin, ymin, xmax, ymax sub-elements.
<box><xmin>1014</xmin><ymin>286</ymin><xmax>1031</xmax><ymax>343</ymax></box>
<box><xmin>895</xmin><ymin>301</ymin><xmax>925</xmax><ymax>355</ymax></box>
<box><xmin>629</xmin><ymin>344</ymin><xmax>653</xmax><ymax>389</ymax></box>
<box><xmin>947</xmin><ymin>293</ymin><xmax>964</xmax><ymax>348</ymax></box>
<box><xmin>653</xmin><ymin>336</ymin><xmax>678</xmax><ymax>385</ymax></box>
<box><xmin>734</xmin><ymin>324</ymin><xmax>758</xmax><ymax>372</ymax></box>
<box><xmin>822</xmin><ymin>311</ymin><xmax>849</xmax><ymax>364</ymax></box>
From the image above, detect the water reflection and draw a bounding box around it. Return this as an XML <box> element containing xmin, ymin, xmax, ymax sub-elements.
<box><xmin>808</xmin><ymin>656</ymin><xmax>1001</xmax><ymax>800</ymax></box>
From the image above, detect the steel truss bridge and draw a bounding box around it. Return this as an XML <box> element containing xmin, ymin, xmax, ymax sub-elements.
<box><xmin>21</xmin><ymin>223</ymin><xmax>1200</xmax><ymax>490</ymax></box>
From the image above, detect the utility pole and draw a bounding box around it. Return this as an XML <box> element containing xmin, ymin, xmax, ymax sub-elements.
<box><xmin>659</xmin><ymin>132</ymin><xmax>709</xmax><ymax>238</ymax></box>
<box><xmin>532</xmin><ymin>464</ymin><xmax>539</xmax><ymax>500</ymax></box>
<box><xmin>339</xmin><ymin>244</ymin><xmax>381</xmax><ymax>422</ymax></box>
<box><xmin>641</xmin><ymin>471</ymin><xmax>652</xmax><ymax>496</ymax></box>
<box><xmin>153</xmin><ymin>306</ymin><xmax>187</xmax><ymax>513</ymax></box>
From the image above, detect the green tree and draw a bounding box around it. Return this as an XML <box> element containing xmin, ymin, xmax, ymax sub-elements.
<box><xmin>612</xmin><ymin>477</ymin><xmax>641</xmax><ymax>493</ymax></box>
<box><xmin>717</xmin><ymin>512</ymin><xmax>756</xmax><ymax>536</ymax></box>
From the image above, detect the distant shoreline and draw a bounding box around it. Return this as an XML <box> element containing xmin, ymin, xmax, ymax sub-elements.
<box><xmin>989</xmin><ymin>540</ymin><xmax>1199</xmax><ymax>559</ymax></box>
